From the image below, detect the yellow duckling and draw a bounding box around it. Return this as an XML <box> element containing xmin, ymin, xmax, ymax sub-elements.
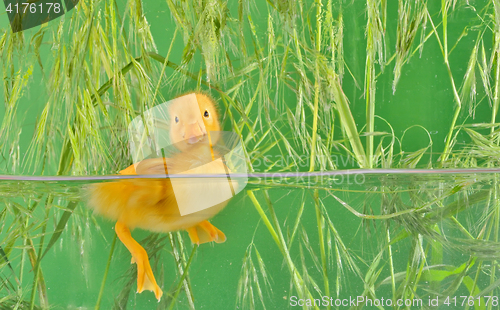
<box><xmin>87</xmin><ymin>92</ymin><xmax>235</xmax><ymax>301</ymax></box>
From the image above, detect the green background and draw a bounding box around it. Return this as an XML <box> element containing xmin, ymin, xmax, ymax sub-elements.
<box><xmin>1</xmin><ymin>0</ymin><xmax>499</xmax><ymax>309</ymax></box>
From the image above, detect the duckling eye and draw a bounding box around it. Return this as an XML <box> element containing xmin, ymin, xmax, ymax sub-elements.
<box><xmin>204</xmin><ymin>110</ymin><xmax>210</xmax><ymax>118</ymax></box>
<box><xmin>175</xmin><ymin>116</ymin><xmax>179</xmax><ymax>123</ymax></box>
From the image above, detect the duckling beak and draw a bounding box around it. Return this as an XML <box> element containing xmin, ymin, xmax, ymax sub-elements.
<box><xmin>185</xmin><ymin>122</ymin><xmax>206</xmax><ymax>144</ymax></box>
<box><xmin>187</xmin><ymin>135</ymin><xmax>202</xmax><ymax>144</ymax></box>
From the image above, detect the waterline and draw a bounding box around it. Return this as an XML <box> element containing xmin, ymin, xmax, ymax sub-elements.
<box><xmin>1</xmin><ymin>168</ymin><xmax>500</xmax><ymax>181</ymax></box>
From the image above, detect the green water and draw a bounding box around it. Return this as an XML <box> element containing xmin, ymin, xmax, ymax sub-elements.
<box><xmin>2</xmin><ymin>0</ymin><xmax>500</xmax><ymax>309</ymax></box>
<box><xmin>0</xmin><ymin>172</ymin><xmax>498</xmax><ymax>309</ymax></box>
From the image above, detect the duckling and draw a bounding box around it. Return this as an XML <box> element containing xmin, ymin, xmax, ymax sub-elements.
<box><xmin>87</xmin><ymin>92</ymin><xmax>235</xmax><ymax>301</ymax></box>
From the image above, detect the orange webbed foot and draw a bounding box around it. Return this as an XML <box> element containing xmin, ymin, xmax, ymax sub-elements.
<box><xmin>186</xmin><ymin>220</ymin><xmax>226</xmax><ymax>245</ymax></box>
<box><xmin>115</xmin><ymin>221</ymin><xmax>163</xmax><ymax>301</ymax></box>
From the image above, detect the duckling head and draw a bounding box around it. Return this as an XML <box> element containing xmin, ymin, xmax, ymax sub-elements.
<box><xmin>168</xmin><ymin>92</ymin><xmax>221</xmax><ymax>152</ymax></box>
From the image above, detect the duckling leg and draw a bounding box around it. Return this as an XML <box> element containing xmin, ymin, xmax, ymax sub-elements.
<box><xmin>115</xmin><ymin>221</ymin><xmax>163</xmax><ymax>301</ymax></box>
<box><xmin>186</xmin><ymin>227</ymin><xmax>201</xmax><ymax>245</ymax></box>
<box><xmin>186</xmin><ymin>220</ymin><xmax>226</xmax><ymax>245</ymax></box>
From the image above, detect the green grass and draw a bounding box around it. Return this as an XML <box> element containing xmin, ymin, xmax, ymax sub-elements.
<box><xmin>1</xmin><ymin>0</ymin><xmax>500</xmax><ymax>309</ymax></box>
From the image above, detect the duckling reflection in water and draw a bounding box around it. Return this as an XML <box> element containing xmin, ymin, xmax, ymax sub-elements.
<box><xmin>87</xmin><ymin>92</ymin><xmax>237</xmax><ymax>301</ymax></box>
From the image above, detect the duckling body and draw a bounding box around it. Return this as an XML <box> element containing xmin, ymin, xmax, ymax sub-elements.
<box><xmin>91</xmin><ymin>151</ymin><xmax>233</xmax><ymax>234</ymax></box>
<box><xmin>87</xmin><ymin>92</ymin><xmax>233</xmax><ymax>301</ymax></box>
